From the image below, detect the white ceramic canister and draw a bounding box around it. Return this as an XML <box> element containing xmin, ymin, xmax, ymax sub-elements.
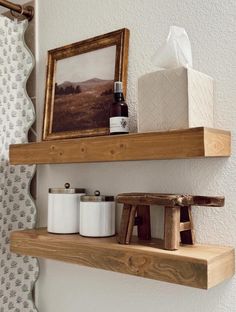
<box><xmin>48</xmin><ymin>183</ymin><xmax>86</xmax><ymax>234</ymax></box>
<box><xmin>80</xmin><ymin>191</ymin><xmax>115</xmax><ymax>237</ymax></box>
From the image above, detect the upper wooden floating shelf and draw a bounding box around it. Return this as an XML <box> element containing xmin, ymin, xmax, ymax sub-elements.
<box><xmin>9</xmin><ymin>127</ymin><xmax>231</xmax><ymax>165</ymax></box>
<box><xmin>10</xmin><ymin>228</ymin><xmax>235</xmax><ymax>289</ymax></box>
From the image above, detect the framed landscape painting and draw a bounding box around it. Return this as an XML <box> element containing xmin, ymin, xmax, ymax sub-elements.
<box><xmin>42</xmin><ymin>28</ymin><xmax>129</xmax><ymax>141</ymax></box>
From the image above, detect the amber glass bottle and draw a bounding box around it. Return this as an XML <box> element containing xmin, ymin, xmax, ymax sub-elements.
<box><xmin>109</xmin><ymin>81</ymin><xmax>129</xmax><ymax>135</ymax></box>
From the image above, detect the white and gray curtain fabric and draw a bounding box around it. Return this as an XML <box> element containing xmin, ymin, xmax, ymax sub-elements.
<box><xmin>0</xmin><ymin>17</ymin><xmax>38</xmax><ymax>311</ymax></box>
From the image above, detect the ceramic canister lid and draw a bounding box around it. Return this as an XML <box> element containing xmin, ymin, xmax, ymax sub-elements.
<box><xmin>81</xmin><ymin>190</ymin><xmax>114</xmax><ymax>202</ymax></box>
<box><xmin>49</xmin><ymin>183</ymin><xmax>86</xmax><ymax>194</ymax></box>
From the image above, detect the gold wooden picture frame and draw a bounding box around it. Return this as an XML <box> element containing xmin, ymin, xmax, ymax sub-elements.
<box><xmin>42</xmin><ymin>28</ymin><xmax>129</xmax><ymax>141</ymax></box>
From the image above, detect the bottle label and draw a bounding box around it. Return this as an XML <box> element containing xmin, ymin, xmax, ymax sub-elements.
<box><xmin>110</xmin><ymin>117</ymin><xmax>129</xmax><ymax>133</ymax></box>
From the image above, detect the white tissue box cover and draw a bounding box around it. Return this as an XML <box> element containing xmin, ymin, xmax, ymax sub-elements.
<box><xmin>138</xmin><ymin>67</ymin><xmax>214</xmax><ymax>132</ymax></box>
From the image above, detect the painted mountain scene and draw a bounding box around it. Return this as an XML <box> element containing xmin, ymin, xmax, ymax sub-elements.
<box><xmin>51</xmin><ymin>45</ymin><xmax>117</xmax><ymax>135</ymax></box>
<box><xmin>52</xmin><ymin>78</ymin><xmax>113</xmax><ymax>133</ymax></box>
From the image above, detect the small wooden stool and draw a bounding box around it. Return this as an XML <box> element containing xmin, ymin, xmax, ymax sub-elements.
<box><xmin>117</xmin><ymin>193</ymin><xmax>224</xmax><ymax>250</ymax></box>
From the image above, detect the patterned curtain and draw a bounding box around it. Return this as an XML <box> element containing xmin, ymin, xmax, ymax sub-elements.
<box><xmin>0</xmin><ymin>17</ymin><xmax>38</xmax><ymax>312</ymax></box>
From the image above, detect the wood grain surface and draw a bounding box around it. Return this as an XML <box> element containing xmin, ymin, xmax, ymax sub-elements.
<box><xmin>9</xmin><ymin>127</ymin><xmax>231</xmax><ymax>165</ymax></box>
<box><xmin>10</xmin><ymin>228</ymin><xmax>235</xmax><ymax>289</ymax></box>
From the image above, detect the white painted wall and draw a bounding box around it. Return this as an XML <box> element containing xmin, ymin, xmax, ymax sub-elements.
<box><xmin>35</xmin><ymin>1</ymin><xmax>236</xmax><ymax>311</ymax></box>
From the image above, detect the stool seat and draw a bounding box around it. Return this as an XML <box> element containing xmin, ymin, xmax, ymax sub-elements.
<box><xmin>117</xmin><ymin>193</ymin><xmax>225</xmax><ymax>207</ymax></box>
<box><xmin>117</xmin><ymin>193</ymin><xmax>224</xmax><ymax>250</ymax></box>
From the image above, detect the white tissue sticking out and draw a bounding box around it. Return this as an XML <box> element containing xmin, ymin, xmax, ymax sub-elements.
<box><xmin>152</xmin><ymin>26</ymin><xmax>192</xmax><ymax>69</ymax></box>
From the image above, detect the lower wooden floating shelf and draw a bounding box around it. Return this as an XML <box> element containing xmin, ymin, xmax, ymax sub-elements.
<box><xmin>10</xmin><ymin>228</ymin><xmax>235</xmax><ymax>289</ymax></box>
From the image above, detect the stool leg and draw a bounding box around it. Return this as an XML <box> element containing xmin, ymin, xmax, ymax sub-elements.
<box><xmin>164</xmin><ymin>206</ymin><xmax>180</xmax><ymax>250</ymax></box>
<box><xmin>125</xmin><ymin>205</ymin><xmax>137</xmax><ymax>244</ymax></box>
<box><xmin>137</xmin><ymin>205</ymin><xmax>151</xmax><ymax>240</ymax></box>
<box><xmin>180</xmin><ymin>206</ymin><xmax>195</xmax><ymax>245</ymax></box>
<box><xmin>118</xmin><ymin>204</ymin><xmax>137</xmax><ymax>244</ymax></box>
<box><xmin>118</xmin><ymin>204</ymin><xmax>132</xmax><ymax>244</ymax></box>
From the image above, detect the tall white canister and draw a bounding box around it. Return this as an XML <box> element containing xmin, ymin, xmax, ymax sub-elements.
<box><xmin>48</xmin><ymin>183</ymin><xmax>86</xmax><ymax>234</ymax></box>
<box><xmin>80</xmin><ymin>191</ymin><xmax>115</xmax><ymax>237</ymax></box>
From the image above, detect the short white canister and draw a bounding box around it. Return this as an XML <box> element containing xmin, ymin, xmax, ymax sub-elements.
<box><xmin>48</xmin><ymin>183</ymin><xmax>86</xmax><ymax>234</ymax></box>
<box><xmin>80</xmin><ymin>191</ymin><xmax>115</xmax><ymax>237</ymax></box>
